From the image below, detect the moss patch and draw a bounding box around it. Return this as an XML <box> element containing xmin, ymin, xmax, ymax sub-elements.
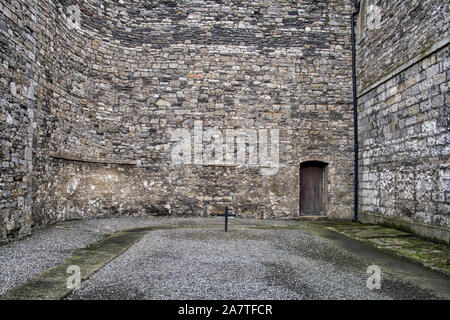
<box><xmin>326</xmin><ymin>223</ymin><xmax>450</xmax><ymax>276</ymax></box>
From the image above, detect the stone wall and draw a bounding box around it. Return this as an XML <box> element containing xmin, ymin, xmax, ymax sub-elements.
<box><xmin>357</xmin><ymin>0</ymin><xmax>450</xmax><ymax>228</ymax></box>
<box><xmin>0</xmin><ymin>0</ymin><xmax>355</xmax><ymax>241</ymax></box>
<box><xmin>356</xmin><ymin>0</ymin><xmax>448</xmax><ymax>93</ymax></box>
<box><xmin>0</xmin><ymin>0</ymin><xmax>36</xmax><ymax>240</ymax></box>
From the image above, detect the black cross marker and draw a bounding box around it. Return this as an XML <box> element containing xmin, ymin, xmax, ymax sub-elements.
<box><xmin>217</xmin><ymin>206</ymin><xmax>236</xmax><ymax>232</ymax></box>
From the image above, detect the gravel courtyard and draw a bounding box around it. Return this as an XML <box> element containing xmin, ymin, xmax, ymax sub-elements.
<box><xmin>0</xmin><ymin>217</ymin><xmax>448</xmax><ymax>300</ymax></box>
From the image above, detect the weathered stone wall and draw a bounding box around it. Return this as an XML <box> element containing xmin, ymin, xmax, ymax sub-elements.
<box><xmin>356</xmin><ymin>0</ymin><xmax>449</xmax><ymax>93</ymax></box>
<box><xmin>1</xmin><ymin>0</ymin><xmax>355</xmax><ymax>241</ymax></box>
<box><xmin>39</xmin><ymin>0</ymin><xmax>355</xmax><ymax>224</ymax></box>
<box><xmin>357</xmin><ymin>0</ymin><xmax>450</xmax><ymax>228</ymax></box>
<box><xmin>1</xmin><ymin>0</ymin><xmax>448</xmax><ymax>244</ymax></box>
<box><xmin>0</xmin><ymin>0</ymin><xmax>36</xmax><ymax>240</ymax></box>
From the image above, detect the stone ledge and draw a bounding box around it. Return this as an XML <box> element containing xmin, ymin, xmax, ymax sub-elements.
<box><xmin>358</xmin><ymin>211</ymin><xmax>450</xmax><ymax>245</ymax></box>
<box><xmin>358</xmin><ymin>36</ymin><xmax>450</xmax><ymax>97</ymax></box>
<box><xmin>293</xmin><ymin>216</ymin><xmax>329</xmax><ymax>221</ymax></box>
<box><xmin>49</xmin><ymin>152</ymin><xmax>137</xmax><ymax>166</ymax></box>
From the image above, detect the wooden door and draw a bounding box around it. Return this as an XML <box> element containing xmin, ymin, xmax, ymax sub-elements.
<box><xmin>300</xmin><ymin>164</ymin><xmax>324</xmax><ymax>215</ymax></box>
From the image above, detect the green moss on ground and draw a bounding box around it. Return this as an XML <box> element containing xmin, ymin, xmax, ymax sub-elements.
<box><xmin>325</xmin><ymin>223</ymin><xmax>450</xmax><ymax>276</ymax></box>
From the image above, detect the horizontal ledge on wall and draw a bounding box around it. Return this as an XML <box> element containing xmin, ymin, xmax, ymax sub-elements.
<box><xmin>358</xmin><ymin>36</ymin><xmax>450</xmax><ymax>98</ymax></box>
<box><xmin>48</xmin><ymin>152</ymin><xmax>137</xmax><ymax>166</ymax></box>
<box><xmin>292</xmin><ymin>216</ymin><xmax>329</xmax><ymax>221</ymax></box>
<box><xmin>198</xmin><ymin>164</ymin><xmax>277</xmax><ymax>168</ymax></box>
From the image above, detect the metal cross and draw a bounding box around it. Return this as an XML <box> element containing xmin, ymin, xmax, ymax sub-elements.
<box><xmin>217</xmin><ymin>206</ymin><xmax>236</xmax><ymax>232</ymax></box>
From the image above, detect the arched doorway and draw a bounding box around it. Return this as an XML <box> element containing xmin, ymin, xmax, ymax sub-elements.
<box><xmin>300</xmin><ymin>161</ymin><xmax>327</xmax><ymax>216</ymax></box>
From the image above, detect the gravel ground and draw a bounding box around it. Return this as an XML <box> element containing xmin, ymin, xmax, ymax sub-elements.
<box><xmin>0</xmin><ymin>217</ymin><xmax>441</xmax><ymax>300</ymax></box>
<box><xmin>0</xmin><ymin>217</ymin><xmax>296</xmax><ymax>297</ymax></box>
<box><xmin>61</xmin><ymin>216</ymin><xmax>301</xmax><ymax>233</ymax></box>
<box><xmin>66</xmin><ymin>226</ymin><xmax>438</xmax><ymax>300</ymax></box>
<box><xmin>0</xmin><ymin>225</ymin><xmax>105</xmax><ymax>296</ymax></box>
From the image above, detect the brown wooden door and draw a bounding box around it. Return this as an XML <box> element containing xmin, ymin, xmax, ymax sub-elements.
<box><xmin>300</xmin><ymin>164</ymin><xmax>324</xmax><ymax>215</ymax></box>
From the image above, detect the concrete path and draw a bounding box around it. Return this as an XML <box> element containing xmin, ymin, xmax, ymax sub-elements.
<box><xmin>0</xmin><ymin>217</ymin><xmax>448</xmax><ymax>300</ymax></box>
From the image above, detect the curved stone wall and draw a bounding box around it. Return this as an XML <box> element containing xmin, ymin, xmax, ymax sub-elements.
<box><xmin>1</xmin><ymin>0</ymin><xmax>355</xmax><ymax>241</ymax></box>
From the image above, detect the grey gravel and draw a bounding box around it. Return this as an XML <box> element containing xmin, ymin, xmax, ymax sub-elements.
<box><xmin>67</xmin><ymin>226</ymin><xmax>437</xmax><ymax>300</ymax></box>
<box><xmin>0</xmin><ymin>216</ymin><xmax>294</xmax><ymax>297</ymax></box>
<box><xmin>0</xmin><ymin>217</ymin><xmax>440</xmax><ymax>300</ymax></box>
<box><xmin>62</xmin><ymin>216</ymin><xmax>301</xmax><ymax>233</ymax></box>
<box><xmin>0</xmin><ymin>225</ymin><xmax>105</xmax><ymax>296</ymax></box>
